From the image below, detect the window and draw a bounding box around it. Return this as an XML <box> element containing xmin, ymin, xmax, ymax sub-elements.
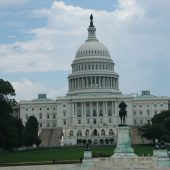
<box><xmin>87</xmin><ymin>119</ymin><xmax>90</xmax><ymax>124</ymax></box>
<box><xmin>85</xmin><ymin>130</ymin><xmax>89</xmax><ymax>136</ymax></box>
<box><xmin>78</xmin><ymin>119</ymin><xmax>81</xmax><ymax>124</ymax></box>
<box><xmin>47</xmin><ymin>108</ymin><xmax>49</xmax><ymax>110</ymax></box>
<box><xmin>39</xmin><ymin>113</ymin><xmax>42</xmax><ymax>119</ymax></box>
<box><xmin>70</xmin><ymin>130</ymin><xmax>74</xmax><ymax>136</ymax></box>
<box><xmin>93</xmin><ymin>119</ymin><xmax>97</xmax><ymax>124</ymax></box>
<box><xmin>93</xmin><ymin>110</ymin><xmax>97</xmax><ymax>116</ymax></box>
<box><xmin>134</xmin><ymin>119</ymin><xmax>137</xmax><ymax>125</ymax></box>
<box><xmin>47</xmin><ymin>114</ymin><xmax>49</xmax><ymax>119</ymax></box>
<box><xmin>109</xmin><ymin>118</ymin><xmax>112</xmax><ymax>123</ymax></box>
<box><xmin>108</xmin><ymin>109</ymin><xmax>112</xmax><ymax>116</ymax></box>
<box><xmin>53</xmin><ymin>107</ymin><xmax>55</xmax><ymax>110</ymax></box>
<box><xmin>140</xmin><ymin>120</ymin><xmax>143</xmax><ymax>124</ymax></box>
<box><xmin>86</xmin><ymin>110</ymin><xmax>90</xmax><ymax>117</ymax></box>
<box><xmin>40</xmin><ymin>108</ymin><xmax>42</xmax><ymax>110</ymax></box>
<box><xmin>26</xmin><ymin>115</ymin><xmax>28</xmax><ymax>120</ymax></box>
<box><xmin>154</xmin><ymin>104</ymin><xmax>157</xmax><ymax>107</ymax></box>
<box><xmin>63</xmin><ymin>120</ymin><xmax>66</xmax><ymax>125</ymax></box>
<box><xmin>139</xmin><ymin>105</ymin><xmax>142</xmax><ymax>107</ymax></box>
<box><xmin>133</xmin><ymin>105</ymin><xmax>136</xmax><ymax>108</ymax></box>
<box><xmin>133</xmin><ymin>111</ymin><xmax>136</xmax><ymax>115</ymax></box>
<box><xmin>53</xmin><ymin>114</ymin><xmax>56</xmax><ymax>119</ymax></box>
<box><xmin>109</xmin><ymin>129</ymin><xmax>114</xmax><ymax>135</ymax></box>
<box><xmin>63</xmin><ymin>110</ymin><xmax>66</xmax><ymax>116</ymax></box>
<box><xmin>101</xmin><ymin>129</ymin><xmax>105</xmax><ymax>136</ymax></box>
<box><xmin>32</xmin><ymin>108</ymin><xmax>34</xmax><ymax>111</ymax></box>
<box><xmin>160</xmin><ymin>104</ymin><xmax>163</xmax><ymax>107</ymax></box>
<box><xmin>26</xmin><ymin>108</ymin><xmax>28</xmax><ymax>111</ymax></box>
<box><xmin>47</xmin><ymin>123</ymin><xmax>49</xmax><ymax>127</ymax></box>
<box><xmin>63</xmin><ymin>104</ymin><xmax>66</xmax><ymax>107</ymax></box>
<box><xmin>99</xmin><ymin>110</ymin><xmax>103</xmax><ymax>116</ymax></box>
<box><xmin>77</xmin><ymin>130</ymin><xmax>82</xmax><ymax>136</ymax></box>
<box><xmin>140</xmin><ymin>111</ymin><xmax>142</xmax><ymax>116</ymax></box>
<box><xmin>39</xmin><ymin>123</ymin><xmax>42</xmax><ymax>127</ymax></box>
<box><xmin>100</xmin><ymin>118</ymin><xmax>102</xmax><ymax>123</ymax></box>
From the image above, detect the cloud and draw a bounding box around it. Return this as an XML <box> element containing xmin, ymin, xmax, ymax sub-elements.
<box><xmin>12</xmin><ymin>80</ymin><xmax>45</xmax><ymax>100</ymax></box>
<box><xmin>1</xmin><ymin>0</ymin><xmax>170</xmax><ymax>96</ymax></box>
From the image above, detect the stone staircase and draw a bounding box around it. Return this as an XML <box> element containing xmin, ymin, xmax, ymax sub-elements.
<box><xmin>39</xmin><ymin>128</ymin><xmax>62</xmax><ymax>147</ymax></box>
<box><xmin>130</xmin><ymin>126</ymin><xmax>153</xmax><ymax>145</ymax></box>
<box><xmin>48</xmin><ymin>128</ymin><xmax>62</xmax><ymax>147</ymax></box>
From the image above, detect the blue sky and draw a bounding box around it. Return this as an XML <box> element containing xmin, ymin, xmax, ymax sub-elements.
<box><xmin>0</xmin><ymin>0</ymin><xmax>170</xmax><ymax>100</ymax></box>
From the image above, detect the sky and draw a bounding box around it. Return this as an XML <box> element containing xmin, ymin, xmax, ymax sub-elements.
<box><xmin>0</xmin><ymin>0</ymin><xmax>170</xmax><ymax>101</ymax></box>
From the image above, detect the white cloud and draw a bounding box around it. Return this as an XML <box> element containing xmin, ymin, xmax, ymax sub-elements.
<box><xmin>1</xmin><ymin>0</ymin><xmax>170</xmax><ymax>96</ymax></box>
<box><xmin>12</xmin><ymin>80</ymin><xmax>45</xmax><ymax>101</ymax></box>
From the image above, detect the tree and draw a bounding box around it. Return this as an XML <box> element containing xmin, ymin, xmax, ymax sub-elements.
<box><xmin>0</xmin><ymin>79</ymin><xmax>18</xmax><ymax>151</ymax></box>
<box><xmin>140</xmin><ymin>110</ymin><xmax>170</xmax><ymax>142</ymax></box>
<box><xmin>14</xmin><ymin>117</ymin><xmax>24</xmax><ymax>147</ymax></box>
<box><xmin>23</xmin><ymin>116</ymin><xmax>39</xmax><ymax>150</ymax></box>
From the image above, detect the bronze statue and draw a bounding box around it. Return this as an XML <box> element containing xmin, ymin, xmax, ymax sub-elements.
<box><xmin>89</xmin><ymin>14</ymin><xmax>94</xmax><ymax>27</ymax></box>
<box><xmin>119</xmin><ymin>101</ymin><xmax>127</xmax><ymax>125</ymax></box>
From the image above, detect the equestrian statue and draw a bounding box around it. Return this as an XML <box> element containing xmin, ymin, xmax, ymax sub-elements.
<box><xmin>119</xmin><ymin>101</ymin><xmax>127</xmax><ymax>125</ymax></box>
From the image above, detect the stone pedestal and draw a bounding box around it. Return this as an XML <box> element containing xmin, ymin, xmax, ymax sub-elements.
<box><xmin>81</xmin><ymin>150</ymin><xmax>94</xmax><ymax>168</ymax></box>
<box><xmin>111</xmin><ymin>126</ymin><xmax>137</xmax><ymax>158</ymax></box>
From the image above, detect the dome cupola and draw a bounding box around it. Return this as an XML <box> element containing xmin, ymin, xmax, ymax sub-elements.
<box><xmin>75</xmin><ymin>14</ymin><xmax>110</xmax><ymax>59</ymax></box>
<box><xmin>67</xmin><ymin>14</ymin><xmax>121</xmax><ymax>96</ymax></box>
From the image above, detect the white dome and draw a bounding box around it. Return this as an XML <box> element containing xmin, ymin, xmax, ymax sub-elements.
<box><xmin>75</xmin><ymin>39</ymin><xmax>110</xmax><ymax>59</ymax></box>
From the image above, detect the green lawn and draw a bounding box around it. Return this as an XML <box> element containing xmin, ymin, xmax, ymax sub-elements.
<box><xmin>0</xmin><ymin>145</ymin><xmax>154</xmax><ymax>163</ymax></box>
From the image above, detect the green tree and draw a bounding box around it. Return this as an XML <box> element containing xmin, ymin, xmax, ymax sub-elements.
<box><xmin>0</xmin><ymin>79</ymin><xmax>18</xmax><ymax>151</ymax></box>
<box><xmin>14</xmin><ymin>117</ymin><xmax>24</xmax><ymax>147</ymax></box>
<box><xmin>140</xmin><ymin>110</ymin><xmax>170</xmax><ymax>142</ymax></box>
<box><xmin>23</xmin><ymin>116</ymin><xmax>39</xmax><ymax>150</ymax></box>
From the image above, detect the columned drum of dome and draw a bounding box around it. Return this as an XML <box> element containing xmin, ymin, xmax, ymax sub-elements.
<box><xmin>67</xmin><ymin>14</ymin><xmax>121</xmax><ymax>96</ymax></box>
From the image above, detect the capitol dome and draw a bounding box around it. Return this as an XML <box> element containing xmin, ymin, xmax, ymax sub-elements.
<box><xmin>67</xmin><ymin>14</ymin><xmax>120</xmax><ymax>96</ymax></box>
<box><xmin>75</xmin><ymin>40</ymin><xmax>111</xmax><ymax>59</ymax></box>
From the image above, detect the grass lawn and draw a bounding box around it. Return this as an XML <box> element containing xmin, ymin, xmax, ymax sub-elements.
<box><xmin>0</xmin><ymin>145</ymin><xmax>154</xmax><ymax>163</ymax></box>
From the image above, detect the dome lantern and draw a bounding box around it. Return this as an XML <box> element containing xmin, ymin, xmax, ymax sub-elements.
<box><xmin>87</xmin><ymin>14</ymin><xmax>96</xmax><ymax>40</ymax></box>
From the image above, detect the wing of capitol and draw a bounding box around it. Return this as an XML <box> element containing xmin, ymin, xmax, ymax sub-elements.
<box><xmin>13</xmin><ymin>15</ymin><xmax>170</xmax><ymax>147</ymax></box>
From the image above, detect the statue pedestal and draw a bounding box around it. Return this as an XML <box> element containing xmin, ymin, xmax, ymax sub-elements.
<box><xmin>111</xmin><ymin>126</ymin><xmax>137</xmax><ymax>158</ymax></box>
<box><xmin>81</xmin><ymin>150</ymin><xmax>94</xmax><ymax>168</ymax></box>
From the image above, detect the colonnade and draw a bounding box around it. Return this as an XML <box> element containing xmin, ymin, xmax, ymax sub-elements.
<box><xmin>69</xmin><ymin>76</ymin><xmax>118</xmax><ymax>91</ymax></box>
<box><xmin>71</xmin><ymin>101</ymin><xmax>116</xmax><ymax>117</ymax></box>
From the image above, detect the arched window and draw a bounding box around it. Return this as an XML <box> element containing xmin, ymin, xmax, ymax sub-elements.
<box><xmin>101</xmin><ymin>129</ymin><xmax>105</xmax><ymax>136</ymax></box>
<box><xmin>77</xmin><ymin>130</ymin><xmax>82</xmax><ymax>136</ymax></box>
<box><xmin>109</xmin><ymin>129</ymin><xmax>114</xmax><ymax>135</ymax></box>
<box><xmin>70</xmin><ymin>130</ymin><xmax>74</xmax><ymax>136</ymax></box>
<box><xmin>93</xmin><ymin>129</ymin><xmax>97</xmax><ymax>136</ymax></box>
<box><xmin>85</xmin><ymin>129</ymin><xmax>89</xmax><ymax>136</ymax></box>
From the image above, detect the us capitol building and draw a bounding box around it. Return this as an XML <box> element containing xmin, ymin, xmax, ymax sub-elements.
<box><xmin>17</xmin><ymin>15</ymin><xmax>170</xmax><ymax>146</ymax></box>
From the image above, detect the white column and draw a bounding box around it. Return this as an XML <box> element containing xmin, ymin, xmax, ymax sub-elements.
<box><xmin>91</xmin><ymin>77</ymin><xmax>92</xmax><ymax>88</ymax></box>
<box><xmin>90</xmin><ymin>102</ymin><xmax>92</xmax><ymax>116</ymax></box>
<box><xmin>81</xmin><ymin>102</ymin><xmax>83</xmax><ymax>116</ymax></box>
<box><xmin>95</xmin><ymin>76</ymin><xmax>96</xmax><ymax>87</ymax></box>
<box><xmin>72</xmin><ymin>102</ymin><xmax>74</xmax><ymax>115</ymax></box>
<box><xmin>105</xmin><ymin>101</ymin><xmax>108</xmax><ymax>116</ymax></box>
<box><xmin>97</xmin><ymin>102</ymin><xmax>99</xmax><ymax>116</ymax></box>
<box><xmin>104</xmin><ymin>77</ymin><xmax>105</xmax><ymax>88</ymax></box>
<box><xmin>103</xmin><ymin>101</ymin><xmax>105</xmax><ymax>115</ymax></box>
<box><xmin>84</xmin><ymin>102</ymin><xmax>86</xmax><ymax>115</ymax></box>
